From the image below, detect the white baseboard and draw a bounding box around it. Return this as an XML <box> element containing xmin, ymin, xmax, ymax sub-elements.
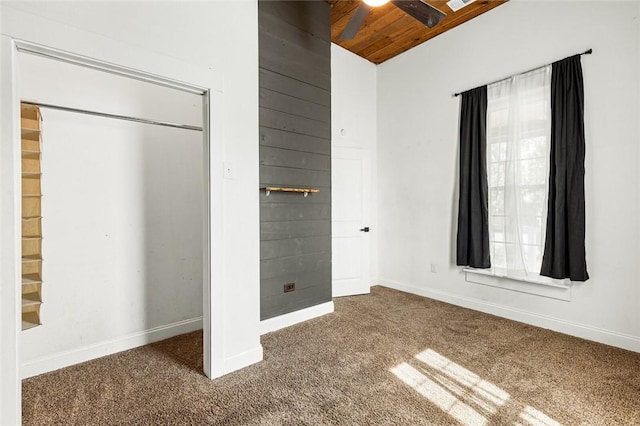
<box><xmin>260</xmin><ymin>301</ymin><xmax>334</xmax><ymax>335</ymax></box>
<box><xmin>379</xmin><ymin>279</ymin><xmax>640</xmax><ymax>353</ymax></box>
<box><xmin>219</xmin><ymin>345</ymin><xmax>264</xmax><ymax>377</ymax></box>
<box><xmin>21</xmin><ymin>317</ymin><xmax>203</xmax><ymax>379</ymax></box>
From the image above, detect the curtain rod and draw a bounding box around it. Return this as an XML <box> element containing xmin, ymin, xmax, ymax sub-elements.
<box><xmin>21</xmin><ymin>100</ymin><xmax>203</xmax><ymax>132</ymax></box>
<box><xmin>452</xmin><ymin>49</ymin><xmax>593</xmax><ymax>98</ymax></box>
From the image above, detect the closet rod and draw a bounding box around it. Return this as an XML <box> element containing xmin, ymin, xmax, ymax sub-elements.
<box><xmin>21</xmin><ymin>100</ymin><xmax>203</xmax><ymax>132</ymax></box>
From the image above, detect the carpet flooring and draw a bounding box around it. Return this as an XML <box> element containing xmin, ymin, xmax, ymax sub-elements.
<box><xmin>23</xmin><ymin>286</ymin><xmax>640</xmax><ymax>425</ymax></box>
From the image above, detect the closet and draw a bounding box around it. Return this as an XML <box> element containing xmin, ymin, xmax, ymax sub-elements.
<box><xmin>18</xmin><ymin>50</ymin><xmax>206</xmax><ymax>377</ymax></box>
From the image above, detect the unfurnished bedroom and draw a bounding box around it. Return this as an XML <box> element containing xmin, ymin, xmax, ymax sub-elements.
<box><xmin>1</xmin><ymin>0</ymin><xmax>639</xmax><ymax>424</ymax></box>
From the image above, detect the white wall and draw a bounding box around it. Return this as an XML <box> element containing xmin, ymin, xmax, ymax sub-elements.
<box><xmin>377</xmin><ymin>1</ymin><xmax>640</xmax><ymax>351</ymax></box>
<box><xmin>1</xmin><ymin>1</ymin><xmax>261</xmax><ymax>422</ymax></box>
<box><xmin>18</xmin><ymin>53</ymin><xmax>204</xmax><ymax>376</ymax></box>
<box><xmin>331</xmin><ymin>44</ymin><xmax>379</xmax><ymax>284</ymax></box>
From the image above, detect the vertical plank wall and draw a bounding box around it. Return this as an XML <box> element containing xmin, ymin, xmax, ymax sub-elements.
<box><xmin>258</xmin><ymin>0</ymin><xmax>332</xmax><ymax>320</ymax></box>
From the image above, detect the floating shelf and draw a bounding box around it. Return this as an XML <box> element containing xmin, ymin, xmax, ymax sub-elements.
<box><xmin>261</xmin><ymin>186</ymin><xmax>320</xmax><ymax>197</ymax></box>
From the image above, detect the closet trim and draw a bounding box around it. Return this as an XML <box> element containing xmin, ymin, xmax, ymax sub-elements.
<box><xmin>15</xmin><ymin>40</ymin><xmax>207</xmax><ymax>95</ymax></box>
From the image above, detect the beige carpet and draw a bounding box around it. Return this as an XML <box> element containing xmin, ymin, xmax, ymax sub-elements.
<box><xmin>23</xmin><ymin>286</ymin><xmax>640</xmax><ymax>425</ymax></box>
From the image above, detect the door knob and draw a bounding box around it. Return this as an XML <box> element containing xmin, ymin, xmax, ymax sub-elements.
<box><xmin>359</xmin><ymin>227</ymin><xmax>370</xmax><ymax>232</ymax></box>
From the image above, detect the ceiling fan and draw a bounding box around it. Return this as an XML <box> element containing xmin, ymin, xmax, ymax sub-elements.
<box><xmin>340</xmin><ymin>0</ymin><xmax>447</xmax><ymax>41</ymax></box>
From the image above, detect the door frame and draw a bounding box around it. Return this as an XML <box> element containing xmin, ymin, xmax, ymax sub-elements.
<box><xmin>0</xmin><ymin>38</ymin><xmax>218</xmax><ymax>424</ymax></box>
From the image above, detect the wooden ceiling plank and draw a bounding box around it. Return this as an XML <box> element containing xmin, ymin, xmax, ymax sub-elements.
<box><xmin>356</xmin><ymin>19</ymin><xmax>424</xmax><ymax>59</ymax></box>
<box><xmin>337</xmin><ymin>5</ymin><xmax>406</xmax><ymax>49</ymax></box>
<box><xmin>346</xmin><ymin>12</ymin><xmax>415</xmax><ymax>54</ymax></box>
<box><xmin>329</xmin><ymin>1</ymin><xmax>361</xmax><ymax>25</ymax></box>
<box><xmin>366</xmin><ymin>1</ymin><xmax>508</xmax><ymax>63</ymax></box>
<box><xmin>368</xmin><ymin>29</ymin><xmax>430</xmax><ymax>63</ymax></box>
<box><xmin>331</xmin><ymin>3</ymin><xmax>368</xmax><ymax>39</ymax></box>
<box><xmin>420</xmin><ymin>3</ymin><xmax>505</xmax><ymax>44</ymax></box>
<box><xmin>328</xmin><ymin>0</ymin><xmax>509</xmax><ymax>63</ymax></box>
<box><xmin>429</xmin><ymin>0</ymin><xmax>453</xmax><ymax>12</ymax></box>
<box><xmin>331</xmin><ymin>2</ymin><xmax>399</xmax><ymax>43</ymax></box>
<box><xmin>366</xmin><ymin>13</ymin><xmax>485</xmax><ymax>63</ymax></box>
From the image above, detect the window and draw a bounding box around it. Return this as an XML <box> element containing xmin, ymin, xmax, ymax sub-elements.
<box><xmin>457</xmin><ymin>55</ymin><xmax>588</xmax><ymax>283</ymax></box>
<box><xmin>485</xmin><ymin>66</ymin><xmax>551</xmax><ymax>281</ymax></box>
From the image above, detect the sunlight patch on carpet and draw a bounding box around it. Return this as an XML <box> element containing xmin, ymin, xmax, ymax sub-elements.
<box><xmin>415</xmin><ymin>349</ymin><xmax>509</xmax><ymax>409</ymax></box>
<box><xmin>391</xmin><ymin>362</ymin><xmax>487</xmax><ymax>426</ymax></box>
<box><xmin>518</xmin><ymin>405</ymin><xmax>562</xmax><ymax>426</ymax></box>
<box><xmin>392</xmin><ymin>349</ymin><xmax>562</xmax><ymax>426</ymax></box>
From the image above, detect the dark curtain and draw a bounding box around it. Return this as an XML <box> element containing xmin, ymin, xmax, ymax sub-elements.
<box><xmin>541</xmin><ymin>55</ymin><xmax>589</xmax><ymax>281</ymax></box>
<box><xmin>456</xmin><ymin>86</ymin><xmax>490</xmax><ymax>269</ymax></box>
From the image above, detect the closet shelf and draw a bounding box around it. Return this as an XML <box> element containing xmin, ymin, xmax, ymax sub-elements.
<box><xmin>21</xmin><ymin>128</ymin><xmax>41</xmax><ymax>139</ymax></box>
<box><xmin>22</xmin><ymin>150</ymin><xmax>41</xmax><ymax>158</ymax></box>
<box><xmin>22</xmin><ymin>236</ymin><xmax>43</xmax><ymax>241</ymax></box>
<box><xmin>22</xmin><ymin>255</ymin><xmax>43</xmax><ymax>263</ymax></box>
<box><xmin>22</xmin><ymin>319</ymin><xmax>40</xmax><ymax>331</ymax></box>
<box><xmin>22</xmin><ymin>172</ymin><xmax>42</xmax><ymax>177</ymax></box>
<box><xmin>22</xmin><ymin>275</ymin><xmax>42</xmax><ymax>286</ymax></box>
<box><xmin>22</xmin><ymin>294</ymin><xmax>42</xmax><ymax>308</ymax></box>
<box><xmin>261</xmin><ymin>186</ymin><xmax>320</xmax><ymax>197</ymax></box>
<box><xmin>22</xmin><ymin>216</ymin><xmax>43</xmax><ymax>221</ymax></box>
<box><xmin>22</xmin><ymin>194</ymin><xmax>43</xmax><ymax>198</ymax></box>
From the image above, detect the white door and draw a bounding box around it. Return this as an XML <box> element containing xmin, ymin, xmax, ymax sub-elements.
<box><xmin>332</xmin><ymin>147</ymin><xmax>371</xmax><ymax>297</ymax></box>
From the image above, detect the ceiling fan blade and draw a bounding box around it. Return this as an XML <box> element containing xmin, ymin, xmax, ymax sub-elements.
<box><xmin>391</xmin><ymin>0</ymin><xmax>446</xmax><ymax>28</ymax></box>
<box><xmin>339</xmin><ymin>3</ymin><xmax>373</xmax><ymax>41</ymax></box>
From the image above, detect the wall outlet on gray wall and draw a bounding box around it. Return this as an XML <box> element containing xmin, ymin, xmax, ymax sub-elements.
<box><xmin>284</xmin><ymin>282</ymin><xmax>295</xmax><ymax>293</ymax></box>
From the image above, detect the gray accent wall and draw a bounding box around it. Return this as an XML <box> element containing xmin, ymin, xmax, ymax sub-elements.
<box><xmin>259</xmin><ymin>0</ymin><xmax>332</xmax><ymax>320</ymax></box>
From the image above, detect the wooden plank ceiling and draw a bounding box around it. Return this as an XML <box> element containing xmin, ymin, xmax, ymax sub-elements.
<box><xmin>328</xmin><ymin>0</ymin><xmax>508</xmax><ymax>64</ymax></box>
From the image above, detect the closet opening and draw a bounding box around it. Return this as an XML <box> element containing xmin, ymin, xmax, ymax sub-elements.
<box><xmin>14</xmin><ymin>43</ymin><xmax>212</xmax><ymax>381</ymax></box>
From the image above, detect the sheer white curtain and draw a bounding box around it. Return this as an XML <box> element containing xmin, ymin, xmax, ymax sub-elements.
<box><xmin>486</xmin><ymin>66</ymin><xmax>551</xmax><ymax>279</ymax></box>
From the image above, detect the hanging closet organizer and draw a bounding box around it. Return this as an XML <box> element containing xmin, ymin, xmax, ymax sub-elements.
<box><xmin>21</xmin><ymin>103</ymin><xmax>44</xmax><ymax>330</ymax></box>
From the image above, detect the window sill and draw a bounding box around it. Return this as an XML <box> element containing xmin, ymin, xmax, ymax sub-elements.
<box><xmin>463</xmin><ymin>268</ymin><xmax>571</xmax><ymax>301</ymax></box>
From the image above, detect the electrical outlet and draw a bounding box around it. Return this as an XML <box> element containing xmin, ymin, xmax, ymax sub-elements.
<box><xmin>430</xmin><ymin>263</ymin><xmax>438</xmax><ymax>273</ymax></box>
<box><xmin>284</xmin><ymin>282</ymin><xmax>295</xmax><ymax>293</ymax></box>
